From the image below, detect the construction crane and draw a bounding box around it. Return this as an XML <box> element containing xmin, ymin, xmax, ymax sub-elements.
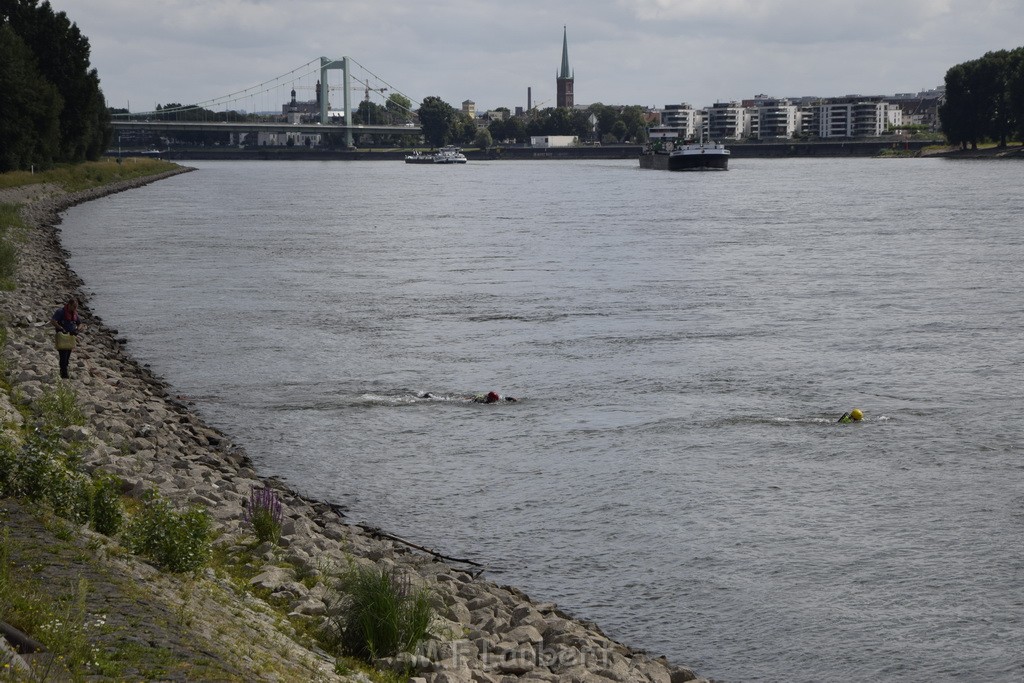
<box><xmin>357</xmin><ymin>83</ymin><xmax>388</xmax><ymax>124</ymax></box>
<box><xmin>528</xmin><ymin>99</ymin><xmax>550</xmax><ymax>115</ymax></box>
<box><xmin>364</xmin><ymin>84</ymin><xmax>388</xmax><ymax>102</ymax></box>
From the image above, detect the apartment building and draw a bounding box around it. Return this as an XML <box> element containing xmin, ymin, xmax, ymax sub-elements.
<box><xmin>705</xmin><ymin>102</ymin><xmax>747</xmax><ymax>140</ymax></box>
<box><xmin>661</xmin><ymin>103</ymin><xmax>701</xmax><ymax>139</ymax></box>
<box><xmin>644</xmin><ymin>88</ymin><xmax>940</xmax><ymax>142</ymax></box>
<box><xmin>812</xmin><ymin>97</ymin><xmax>903</xmax><ymax>138</ymax></box>
<box><xmin>743</xmin><ymin>97</ymin><xmax>800</xmax><ymax>140</ymax></box>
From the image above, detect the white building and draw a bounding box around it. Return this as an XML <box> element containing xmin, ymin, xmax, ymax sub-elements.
<box><xmin>746</xmin><ymin>99</ymin><xmax>799</xmax><ymax>140</ymax></box>
<box><xmin>253</xmin><ymin>131</ymin><xmax>322</xmax><ymax>147</ymax></box>
<box><xmin>530</xmin><ymin>135</ymin><xmax>578</xmax><ymax>148</ymax></box>
<box><xmin>705</xmin><ymin>102</ymin><xmax>747</xmax><ymax>140</ymax></box>
<box><xmin>814</xmin><ymin>98</ymin><xmax>902</xmax><ymax>138</ymax></box>
<box><xmin>660</xmin><ymin>103</ymin><xmax>700</xmax><ymax>139</ymax></box>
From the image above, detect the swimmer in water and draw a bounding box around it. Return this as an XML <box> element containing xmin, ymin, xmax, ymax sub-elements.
<box><xmin>418</xmin><ymin>391</ymin><xmax>517</xmax><ymax>403</ymax></box>
<box><xmin>473</xmin><ymin>391</ymin><xmax>517</xmax><ymax>403</ymax></box>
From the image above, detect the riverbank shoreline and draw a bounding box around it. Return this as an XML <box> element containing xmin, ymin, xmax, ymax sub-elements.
<box><xmin>0</xmin><ymin>168</ymin><xmax>706</xmax><ymax>681</ymax></box>
<box><xmin>111</xmin><ymin>138</ymin><xmax>950</xmax><ymax>163</ymax></box>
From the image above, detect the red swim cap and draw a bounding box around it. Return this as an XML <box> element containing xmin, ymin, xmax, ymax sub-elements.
<box><xmin>486</xmin><ymin>391</ymin><xmax>499</xmax><ymax>403</ymax></box>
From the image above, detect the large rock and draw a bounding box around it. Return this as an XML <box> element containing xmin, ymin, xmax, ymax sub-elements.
<box><xmin>249</xmin><ymin>566</ymin><xmax>295</xmax><ymax>592</ymax></box>
<box><xmin>505</xmin><ymin>625</ymin><xmax>544</xmax><ymax>646</ymax></box>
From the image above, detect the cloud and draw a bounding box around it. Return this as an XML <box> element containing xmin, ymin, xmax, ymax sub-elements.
<box><xmin>619</xmin><ymin>0</ymin><xmax>958</xmax><ymax>44</ymax></box>
<box><xmin>52</xmin><ymin>0</ymin><xmax>1024</xmax><ymax>114</ymax></box>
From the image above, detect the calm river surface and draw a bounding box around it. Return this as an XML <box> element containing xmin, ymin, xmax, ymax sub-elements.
<box><xmin>62</xmin><ymin>158</ymin><xmax>1024</xmax><ymax>682</ymax></box>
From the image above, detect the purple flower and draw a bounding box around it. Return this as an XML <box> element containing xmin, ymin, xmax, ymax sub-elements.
<box><xmin>245</xmin><ymin>486</ymin><xmax>284</xmax><ymax>543</ymax></box>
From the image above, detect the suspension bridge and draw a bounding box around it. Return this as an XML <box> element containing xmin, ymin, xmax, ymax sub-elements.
<box><xmin>111</xmin><ymin>57</ymin><xmax>420</xmax><ymax>148</ymax></box>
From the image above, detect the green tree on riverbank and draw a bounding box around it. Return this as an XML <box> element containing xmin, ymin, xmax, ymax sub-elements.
<box><xmin>940</xmin><ymin>47</ymin><xmax>1024</xmax><ymax>149</ymax></box>
<box><xmin>416</xmin><ymin>96</ymin><xmax>459</xmax><ymax>146</ymax></box>
<box><xmin>0</xmin><ymin>0</ymin><xmax>111</xmax><ymax>171</ymax></box>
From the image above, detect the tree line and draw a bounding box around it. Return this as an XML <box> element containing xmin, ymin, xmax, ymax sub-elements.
<box><xmin>0</xmin><ymin>0</ymin><xmax>111</xmax><ymax>171</ymax></box>
<box><xmin>416</xmin><ymin>96</ymin><xmax>651</xmax><ymax>148</ymax></box>
<box><xmin>940</xmin><ymin>47</ymin><xmax>1024</xmax><ymax>149</ymax></box>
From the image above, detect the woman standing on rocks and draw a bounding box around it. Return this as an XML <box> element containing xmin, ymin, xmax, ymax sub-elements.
<box><xmin>51</xmin><ymin>297</ymin><xmax>81</xmax><ymax>379</ymax></box>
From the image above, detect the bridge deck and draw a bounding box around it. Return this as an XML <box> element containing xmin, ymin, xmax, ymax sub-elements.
<box><xmin>111</xmin><ymin>120</ymin><xmax>417</xmax><ymax>135</ymax></box>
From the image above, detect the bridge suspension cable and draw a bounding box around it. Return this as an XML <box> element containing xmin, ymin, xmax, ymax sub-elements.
<box><xmin>113</xmin><ymin>57</ymin><xmax>419</xmax><ymax>120</ymax></box>
<box><xmin>348</xmin><ymin>57</ymin><xmax>420</xmax><ymax>113</ymax></box>
<box><xmin>113</xmin><ymin>58</ymin><xmax>324</xmax><ymax>117</ymax></box>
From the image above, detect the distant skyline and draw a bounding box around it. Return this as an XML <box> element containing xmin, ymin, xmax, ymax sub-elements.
<box><xmin>53</xmin><ymin>1</ymin><xmax>1024</xmax><ymax>114</ymax></box>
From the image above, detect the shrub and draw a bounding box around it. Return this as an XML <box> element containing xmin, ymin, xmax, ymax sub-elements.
<box><xmin>10</xmin><ymin>430</ymin><xmax>59</xmax><ymax>502</ymax></box>
<box><xmin>123</xmin><ymin>490</ymin><xmax>212</xmax><ymax>572</ymax></box>
<box><xmin>0</xmin><ymin>433</ymin><xmax>18</xmax><ymax>496</ymax></box>
<box><xmin>0</xmin><ymin>202</ymin><xmax>24</xmax><ymax>284</ymax></box>
<box><xmin>46</xmin><ymin>467</ymin><xmax>92</xmax><ymax>524</ymax></box>
<box><xmin>90</xmin><ymin>474</ymin><xmax>124</xmax><ymax>536</ymax></box>
<box><xmin>34</xmin><ymin>382</ymin><xmax>86</xmax><ymax>432</ymax></box>
<box><xmin>0</xmin><ymin>429</ymin><xmax>124</xmax><ymax>534</ymax></box>
<box><xmin>244</xmin><ymin>486</ymin><xmax>283</xmax><ymax>544</ymax></box>
<box><xmin>329</xmin><ymin>566</ymin><xmax>434</xmax><ymax>661</ymax></box>
<box><xmin>0</xmin><ymin>385</ymin><xmax>88</xmax><ymax>511</ymax></box>
<box><xmin>0</xmin><ymin>238</ymin><xmax>16</xmax><ymax>285</ymax></box>
<box><xmin>0</xmin><ymin>428</ymin><xmax>91</xmax><ymax>524</ymax></box>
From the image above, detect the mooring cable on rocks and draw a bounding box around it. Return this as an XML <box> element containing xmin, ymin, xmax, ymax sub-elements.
<box><xmin>356</xmin><ymin>524</ymin><xmax>486</xmax><ymax>569</ymax></box>
<box><xmin>0</xmin><ymin>621</ymin><xmax>45</xmax><ymax>654</ymax></box>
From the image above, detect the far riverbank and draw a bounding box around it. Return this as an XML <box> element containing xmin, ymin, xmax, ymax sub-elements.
<box><xmin>122</xmin><ymin>138</ymin><xmax>947</xmax><ymax>162</ymax></box>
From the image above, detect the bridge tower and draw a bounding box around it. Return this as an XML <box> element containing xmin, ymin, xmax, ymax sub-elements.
<box><xmin>319</xmin><ymin>56</ymin><xmax>354</xmax><ymax>147</ymax></box>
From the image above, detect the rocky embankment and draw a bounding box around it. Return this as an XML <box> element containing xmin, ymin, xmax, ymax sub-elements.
<box><xmin>0</xmin><ymin>171</ymin><xmax>707</xmax><ymax>682</ymax></box>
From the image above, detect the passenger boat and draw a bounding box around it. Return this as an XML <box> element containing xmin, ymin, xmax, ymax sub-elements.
<box><xmin>404</xmin><ymin>151</ymin><xmax>433</xmax><ymax>164</ymax></box>
<box><xmin>404</xmin><ymin>146</ymin><xmax>468</xmax><ymax>164</ymax></box>
<box><xmin>432</xmin><ymin>146</ymin><xmax>468</xmax><ymax>164</ymax></box>
<box><xmin>639</xmin><ymin>131</ymin><xmax>729</xmax><ymax>171</ymax></box>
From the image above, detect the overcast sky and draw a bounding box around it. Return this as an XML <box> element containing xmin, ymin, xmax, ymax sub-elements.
<box><xmin>54</xmin><ymin>0</ymin><xmax>1024</xmax><ymax>114</ymax></box>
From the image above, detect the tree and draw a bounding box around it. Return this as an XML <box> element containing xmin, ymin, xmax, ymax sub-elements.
<box><xmin>455</xmin><ymin>115</ymin><xmax>477</xmax><ymax>145</ymax></box>
<box><xmin>473</xmin><ymin>128</ymin><xmax>492</xmax><ymax>149</ymax></box>
<box><xmin>0</xmin><ymin>24</ymin><xmax>61</xmax><ymax>170</ymax></box>
<box><xmin>974</xmin><ymin>51</ymin><xmax>1012</xmax><ymax>147</ymax></box>
<box><xmin>505</xmin><ymin>116</ymin><xmax>528</xmax><ymax>144</ymax></box>
<box><xmin>569</xmin><ymin>108</ymin><xmax>593</xmax><ymax>138</ymax></box>
<box><xmin>940</xmin><ymin>48</ymin><xmax>1024</xmax><ymax>149</ymax></box>
<box><xmin>356</xmin><ymin>100</ymin><xmax>387</xmax><ymax>126</ymax></box>
<box><xmin>587</xmin><ymin>103</ymin><xmax>620</xmax><ymax>140</ymax></box>
<box><xmin>940</xmin><ymin>61</ymin><xmax>982</xmax><ymax>149</ymax></box>
<box><xmin>386</xmin><ymin>93</ymin><xmax>413</xmax><ymax>123</ymax></box>
<box><xmin>619</xmin><ymin>106</ymin><xmax>649</xmax><ymax>143</ymax></box>
<box><xmin>610</xmin><ymin>120</ymin><xmax>627</xmax><ymax>142</ymax></box>
<box><xmin>416</xmin><ymin>96</ymin><xmax>458</xmax><ymax>146</ymax></box>
<box><xmin>487</xmin><ymin>117</ymin><xmax>508</xmax><ymax>142</ymax></box>
<box><xmin>1007</xmin><ymin>48</ymin><xmax>1024</xmax><ymax>141</ymax></box>
<box><xmin>0</xmin><ymin>0</ymin><xmax>111</xmax><ymax>166</ymax></box>
<box><xmin>526</xmin><ymin>107</ymin><xmax>576</xmax><ymax>137</ymax></box>
<box><xmin>490</xmin><ymin>116</ymin><xmax>528</xmax><ymax>144</ymax></box>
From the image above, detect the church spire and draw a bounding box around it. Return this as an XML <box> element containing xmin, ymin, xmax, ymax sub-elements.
<box><xmin>556</xmin><ymin>26</ymin><xmax>574</xmax><ymax>108</ymax></box>
<box><xmin>559</xmin><ymin>25</ymin><xmax>571</xmax><ymax>79</ymax></box>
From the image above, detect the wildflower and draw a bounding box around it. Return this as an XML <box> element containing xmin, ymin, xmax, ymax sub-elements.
<box><xmin>245</xmin><ymin>486</ymin><xmax>284</xmax><ymax>544</ymax></box>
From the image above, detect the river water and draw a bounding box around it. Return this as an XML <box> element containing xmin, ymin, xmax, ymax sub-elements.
<box><xmin>61</xmin><ymin>158</ymin><xmax>1024</xmax><ymax>682</ymax></box>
